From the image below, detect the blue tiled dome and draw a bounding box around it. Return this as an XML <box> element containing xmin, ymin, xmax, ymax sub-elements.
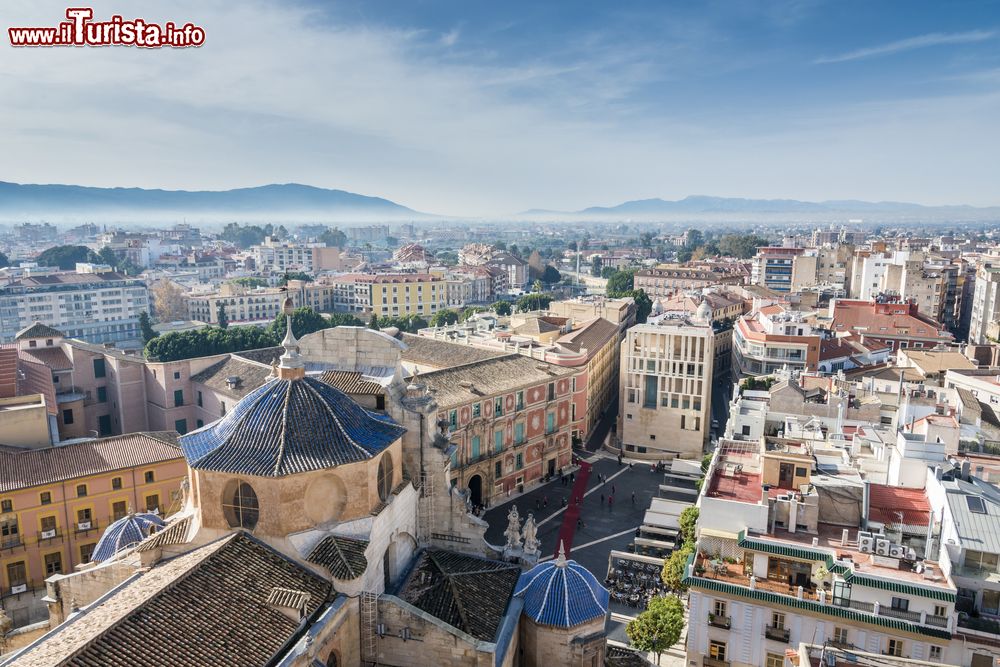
<box><xmin>180</xmin><ymin>377</ymin><xmax>405</xmax><ymax>477</ymax></box>
<box><xmin>515</xmin><ymin>556</ymin><xmax>609</xmax><ymax>627</ymax></box>
<box><xmin>92</xmin><ymin>512</ymin><xmax>166</xmax><ymax>562</ymax></box>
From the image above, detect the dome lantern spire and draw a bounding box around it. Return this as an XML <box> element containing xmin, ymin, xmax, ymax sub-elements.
<box><xmin>278</xmin><ymin>296</ymin><xmax>305</xmax><ymax>380</ymax></box>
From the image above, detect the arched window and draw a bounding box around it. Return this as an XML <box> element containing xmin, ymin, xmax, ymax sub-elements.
<box><xmin>222</xmin><ymin>480</ymin><xmax>259</xmax><ymax>530</ymax></box>
<box><xmin>377</xmin><ymin>454</ymin><xmax>394</xmax><ymax>502</ymax></box>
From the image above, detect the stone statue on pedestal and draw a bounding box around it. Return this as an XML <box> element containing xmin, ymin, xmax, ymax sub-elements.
<box><xmin>504</xmin><ymin>506</ymin><xmax>522</xmax><ymax>551</ymax></box>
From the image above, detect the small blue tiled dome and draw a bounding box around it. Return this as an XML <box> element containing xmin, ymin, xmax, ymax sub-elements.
<box><xmin>514</xmin><ymin>552</ymin><xmax>609</xmax><ymax>628</ymax></box>
<box><xmin>92</xmin><ymin>512</ymin><xmax>166</xmax><ymax>562</ymax></box>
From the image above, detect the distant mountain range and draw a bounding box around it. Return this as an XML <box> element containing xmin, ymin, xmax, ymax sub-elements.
<box><xmin>0</xmin><ymin>182</ymin><xmax>426</xmax><ymax>223</ymax></box>
<box><xmin>520</xmin><ymin>195</ymin><xmax>1000</xmax><ymax>222</ymax></box>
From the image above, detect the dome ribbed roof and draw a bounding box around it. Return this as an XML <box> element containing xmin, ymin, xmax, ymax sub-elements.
<box><xmin>92</xmin><ymin>512</ymin><xmax>166</xmax><ymax>562</ymax></box>
<box><xmin>514</xmin><ymin>558</ymin><xmax>609</xmax><ymax>627</ymax></box>
<box><xmin>180</xmin><ymin>377</ymin><xmax>405</xmax><ymax>477</ymax></box>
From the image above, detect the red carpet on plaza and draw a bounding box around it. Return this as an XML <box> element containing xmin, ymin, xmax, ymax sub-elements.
<box><xmin>554</xmin><ymin>460</ymin><xmax>592</xmax><ymax>558</ymax></box>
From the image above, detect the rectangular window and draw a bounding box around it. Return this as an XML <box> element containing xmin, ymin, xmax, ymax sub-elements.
<box><xmin>886</xmin><ymin>639</ymin><xmax>903</xmax><ymax>657</ymax></box>
<box><xmin>173</xmin><ymin>371</ymin><xmax>181</xmax><ymax>380</ymax></box>
<box><xmin>77</xmin><ymin>508</ymin><xmax>92</xmax><ymax>524</ymax></box>
<box><xmin>516</xmin><ymin>453</ymin><xmax>523</xmax><ymax>469</ymax></box>
<box><xmin>470</xmin><ymin>436</ymin><xmax>481</xmax><ymax>460</ymax></box>
<box><xmin>62</xmin><ymin>409</ymin><xmax>74</xmax><ymax>425</ymax></box>
<box><xmin>771</xmin><ymin>612</ymin><xmax>785</xmax><ymax>629</ymax></box>
<box><xmin>548</xmin><ymin>383</ymin><xmax>555</xmax><ymax>401</ymax></box>
<box><xmin>40</xmin><ymin>492</ymin><xmax>51</xmax><ymax>505</ymax></box>
<box><xmin>514</xmin><ymin>423</ymin><xmax>525</xmax><ymax>444</ymax></box>
<box><xmin>93</xmin><ymin>358</ymin><xmax>106</xmax><ymax>378</ymax></box>
<box><xmin>40</xmin><ymin>516</ymin><xmax>56</xmax><ymax>533</ymax></box>
<box><xmin>76</xmin><ymin>484</ymin><xmax>87</xmax><ymax>497</ymax></box>
<box><xmin>144</xmin><ymin>471</ymin><xmax>155</xmax><ymax>484</ymax></box>
<box><xmin>175</xmin><ymin>419</ymin><xmax>188</xmax><ymax>434</ymax></box>
<box><xmin>96</xmin><ymin>386</ymin><xmax>107</xmax><ymax>403</ymax></box>
<box><xmin>112</xmin><ymin>501</ymin><xmax>127</xmax><ymax>521</ymax></box>
<box><xmin>713</xmin><ymin>600</ymin><xmax>727</xmax><ymax>617</ymax></box>
<box><xmin>546</xmin><ymin>412</ymin><xmax>556</xmax><ymax>434</ymax></box>
<box><xmin>494</xmin><ymin>429</ymin><xmax>504</xmax><ymax>453</ymax></box>
<box><xmin>145</xmin><ymin>494</ymin><xmax>159</xmax><ymax>512</ymax></box>
<box><xmin>0</xmin><ymin>499</ymin><xmax>11</xmax><ymax>513</ymax></box>
<box><xmin>196</xmin><ymin>419</ymin><xmax>204</xmax><ymax>428</ymax></box>
<box><xmin>112</xmin><ymin>477</ymin><xmax>122</xmax><ymax>490</ymax></box>
<box><xmin>766</xmin><ymin>654</ymin><xmax>784</xmax><ymax>667</ymax></box>
<box><xmin>449</xmin><ymin>410</ymin><xmax>457</xmax><ymax>428</ymax></box>
<box><xmin>929</xmin><ymin>646</ymin><xmax>942</xmax><ymax>661</ymax></box>
<box><xmin>644</xmin><ymin>375</ymin><xmax>658</xmax><ymax>408</ymax></box>
<box><xmin>495</xmin><ymin>461</ymin><xmax>502</xmax><ymax>478</ymax></box>
<box><xmin>833</xmin><ymin>627</ymin><xmax>848</xmax><ymax>646</ymax></box>
<box><xmin>173</xmin><ymin>389</ymin><xmax>184</xmax><ymax>407</ymax></box>
<box><xmin>197</xmin><ymin>391</ymin><xmax>203</xmax><ymax>407</ymax></box>
<box><xmin>6</xmin><ymin>561</ymin><xmax>26</xmax><ymax>587</ymax></box>
<box><xmin>708</xmin><ymin>640</ymin><xmax>726</xmax><ymax>661</ymax></box>
<box><xmin>516</xmin><ymin>390</ymin><xmax>525</xmax><ymax>410</ymax></box>
<box><xmin>44</xmin><ymin>552</ymin><xmax>63</xmax><ymax>575</ymax></box>
<box><xmin>933</xmin><ymin>604</ymin><xmax>947</xmax><ymax>618</ymax></box>
<box><xmin>494</xmin><ymin>396</ymin><xmax>503</xmax><ymax>416</ymax></box>
<box><xmin>80</xmin><ymin>543</ymin><xmax>96</xmax><ymax>563</ymax></box>
<box><xmin>472</xmin><ymin>403</ymin><xmax>481</xmax><ymax>418</ymax></box>
<box><xmin>890</xmin><ymin>597</ymin><xmax>909</xmax><ymax>611</ymax></box>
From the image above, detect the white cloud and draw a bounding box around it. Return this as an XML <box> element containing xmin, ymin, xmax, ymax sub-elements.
<box><xmin>814</xmin><ymin>30</ymin><xmax>996</xmax><ymax>64</ymax></box>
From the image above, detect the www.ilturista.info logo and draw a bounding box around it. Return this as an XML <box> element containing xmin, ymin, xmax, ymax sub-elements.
<box><xmin>9</xmin><ymin>8</ymin><xmax>205</xmax><ymax>48</ymax></box>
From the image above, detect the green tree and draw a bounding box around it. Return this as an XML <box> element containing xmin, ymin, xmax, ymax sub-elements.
<box><xmin>230</xmin><ymin>277</ymin><xmax>269</xmax><ymax>289</ymax></box>
<box><xmin>267</xmin><ymin>306</ymin><xmax>342</xmax><ymax>339</ymax></box>
<box><xmin>430</xmin><ymin>309</ymin><xmax>459</xmax><ymax>327</ymax></box>
<box><xmin>679</xmin><ymin>506</ymin><xmax>699</xmax><ymax>548</ymax></box>
<box><xmin>631</xmin><ymin>289</ymin><xmax>653</xmax><ymax>324</ymax></box>
<box><xmin>97</xmin><ymin>246</ymin><xmax>120</xmax><ymax>268</ymax></box>
<box><xmin>516</xmin><ymin>292</ymin><xmax>552</xmax><ymax>313</ymax></box>
<box><xmin>279</xmin><ymin>271</ymin><xmax>313</xmax><ymax>285</ymax></box>
<box><xmin>600</xmin><ymin>266</ymin><xmax>617</xmax><ymax>279</ymax></box>
<box><xmin>676</xmin><ymin>249</ymin><xmax>693</xmax><ymax>263</ymax></box>
<box><xmin>0</xmin><ymin>251</ymin><xmax>9</xmax><ymax>268</ymax></box>
<box><xmin>35</xmin><ymin>245</ymin><xmax>99</xmax><ymax>270</ymax></box>
<box><xmin>640</xmin><ymin>231</ymin><xmax>655</xmax><ymax>248</ymax></box>
<box><xmin>661</xmin><ymin>544</ymin><xmax>694</xmax><ymax>592</ymax></box>
<box><xmin>216</xmin><ymin>303</ymin><xmax>229</xmax><ymax>329</ymax></box>
<box><xmin>606</xmin><ymin>269</ymin><xmax>636</xmax><ymax>296</ymax></box>
<box><xmin>684</xmin><ymin>229</ymin><xmax>704</xmax><ymax>250</ymax></box>
<box><xmin>718</xmin><ymin>233</ymin><xmax>769</xmax><ymax>259</ymax></box>
<box><xmin>138</xmin><ymin>311</ymin><xmax>158</xmax><ymax>345</ymax></box>
<box><xmin>460</xmin><ymin>306</ymin><xmax>486</xmax><ymax>322</ymax></box>
<box><xmin>144</xmin><ymin>326</ymin><xmax>277</xmax><ymax>362</ymax></box>
<box><xmin>492</xmin><ymin>300</ymin><xmax>512</xmax><ymax>316</ymax></box>
<box><xmin>541</xmin><ymin>265</ymin><xmax>561</xmax><ymax>284</ymax></box>
<box><xmin>373</xmin><ymin>314</ymin><xmax>428</xmax><ymax>333</ymax></box>
<box><xmin>701</xmin><ymin>452</ymin><xmax>713</xmax><ymax>474</ymax></box>
<box><xmin>320</xmin><ymin>227</ymin><xmax>347</xmax><ymax>248</ymax></box>
<box><xmin>590</xmin><ymin>255</ymin><xmax>602</xmax><ymax>277</ymax></box>
<box><xmin>532</xmin><ymin>279</ymin><xmax>543</xmax><ymax>293</ymax></box>
<box><xmin>625</xmin><ymin>595</ymin><xmax>685</xmax><ymax>665</ymax></box>
<box><xmin>220</xmin><ymin>223</ymin><xmax>270</xmax><ymax>249</ymax></box>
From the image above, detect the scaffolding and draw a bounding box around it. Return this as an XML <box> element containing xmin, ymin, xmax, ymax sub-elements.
<box><xmin>418</xmin><ymin>470</ymin><xmax>435</xmax><ymax>543</ymax></box>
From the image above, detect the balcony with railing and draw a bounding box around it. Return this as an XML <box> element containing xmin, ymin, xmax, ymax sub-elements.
<box><xmin>764</xmin><ymin>625</ymin><xmax>790</xmax><ymax>643</ymax></box>
<box><xmin>707</xmin><ymin>612</ymin><xmax>731</xmax><ymax>629</ymax></box>
<box><xmin>703</xmin><ymin>657</ymin><xmax>730</xmax><ymax>667</ymax></box>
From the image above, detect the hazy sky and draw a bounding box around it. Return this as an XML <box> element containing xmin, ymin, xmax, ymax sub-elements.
<box><xmin>2</xmin><ymin>0</ymin><xmax>999</xmax><ymax>216</ymax></box>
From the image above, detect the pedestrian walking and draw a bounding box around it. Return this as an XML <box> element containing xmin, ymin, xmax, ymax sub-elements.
<box><xmin>600</xmin><ymin>493</ymin><xmax>605</xmax><ymax>504</ymax></box>
<box><xmin>631</xmin><ymin>491</ymin><xmax>636</xmax><ymax>505</ymax></box>
<box><xmin>608</xmin><ymin>495</ymin><xmax>614</xmax><ymax>509</ymax></box>
<box><xmin>535</xmin><ymin>498</ymin><xmax>540</xmax><ymax>510</ymax></box>
<box><xmin>561</xmin><ymin>497</ymin><xmax>567</xmax><ymax>508</ymax></box>
<box><xmin>543</xmin><ymin>496</ymin><xmax>548</xmax><ymax>508</ymax></box>
<box><xmin>611</xmin><ymin>484</ymin><xmax>616</xmax><ymax>495</ymax></box>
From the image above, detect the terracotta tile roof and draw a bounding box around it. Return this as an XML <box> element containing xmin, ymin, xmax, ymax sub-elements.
<box><xmin>190</xmin><ymin>355</ymin><xmax>273</xmax><ymax>399</ymax></box>
<box><xmin>398</xmin><ymin>549</ymin><xmax>520</xmax><ymax>642</ymax></box>
<box><xmin>828</xmin><ymin>300</ymin><xmax>952</xmax><ymax>341</ymax></box>
<box><xmin>513</xmin><ymin>318</ymin><xmax>561</xmax><ymax>335</ymax></box>
<box><xmin>307</xmin><ymin>535</ymin><xmax>369</xmax><ymax>580</ymax></box>
<box><xmin>418</xmin><ymin>354</ymin><xmax>575</xmax><ymax>409</ymax></box>
<box><xmin>819</xmin><ymin>337</ymin><xmax>856</xmax><ymax>361</ymax></box>
<box><xmin>557</xmin><ymin>317</ymin><xmax>619</xmax><ymax>355</ymax></box>
<box><xmin>0</xmin><ymin>432</ymin><xmax>181</xmax><ymax>493</ymax></box>
<box><xmin>10</xmin><ymin>532</ymin><xmax>332</xmax><ymax>667</ymax></box>
<box><xmin>135</xmin><ymin>515</ymin><xmax>193</xmax><ymax>553</ymax></box>
<box><xmin>15</xmin><ymin>322</ymin><xmax>65</xmax><ymax>340</ymax></box>
<box><xmin>868</xmin><ymin>484</ymin><xmax>931</xmax><ymax>526</ymax></box>
<box><xmin>19</xmin><ymin>346</ymin><xmax>72</xmax><ymax>370</ymax></box>
<box><xmin>232</xmin><ymin>346</ymin><xmax>284</xmax><ymax>365</ymax></box>
<box><xmin>16</xmin><ymin>356</ymin><xmax>57</xmax><ymax>416</ymax></box>
<box><xmin>400</xmin><ymin>333</ymin><xmax>506</xmax><ymax>370</ymax></box>
<box><xmin>318</xmin><ymin>370</ymin><xmax>383</xmax><ymax>395</ymax></box>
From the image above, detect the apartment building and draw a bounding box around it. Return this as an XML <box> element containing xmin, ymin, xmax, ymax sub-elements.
<box><xmin>687</xmin><ymin>439</ymin><xmax>958</xmax><ymax>667</ymax></box>
<box><xmin>0</xmin><ymin>432</ymin><xmax>184</xmax><ymax>627</ymax></box>
<box><xmin>186</xmin><ymin>282</ymin><xmax>302</xmax><ymax>325</ymax></box>
<box><xmin>968</xmin><ymin>261</ymin><xmax>1000</xmax><ymax>344</ymax></box>
<box><xmin>547</xmin><ymin>295</ymin><xmax>637</xmax><ymax>330</ymax></box>
<box><xmin>250</xmin><ymin>237</ymin><xmax>320</xmax><ymax>273</ymax></box>
<box><xmin>818</xmin><ymin>300</ymin><xmax>954</xmax><ymax>352</ymax></box>
<box><xmin>750</xmin><ymin>247</ymin><xmax>806</xmax><ymax>293</ymax></box>
<box><xmin>419</xmin><ymin>352</ymin><xmax>585</xmax><ymax>506</ymax></box>
<box><xmin>652</xmin><ymin>289</ymin><xmax>746</xmax><ymax>379</ymax></box>
<box><xmin>332</xmin><ymin>273</ymin><xmax>448</xmax><ymax>318</ymax></box>
<box><xmin>733</xmin><ymin>303</ymin><xmax>822</xmax><ymax>377</ymax></box>
<box><xmin>635</xmin><ymin>265</ymin><xmax>743</xmax><ymax>299</ymax></box>
<box><xmin>789</xmin><ymin>245</ymin><xmax>852</xmax><ymax>292</ymax></box>
<box><xmin>0</xmin><ymin>267</ymin><xmax>150</xmax><ymax>345</ymax></box>
<box><xmin>619</xmin><ymin>309</ymin><xmax>715</xmax><ymax>459</ymax></box>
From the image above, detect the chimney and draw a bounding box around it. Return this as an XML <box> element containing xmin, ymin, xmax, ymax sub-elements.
<box><xmin>976</xmin><ymin>465</ymin><xmax>985</xmax><ymax>479</ymax></box>
<box><xmin>961</xmin><ymin>460</ymin><xmax>971</xmax><ymax>481</ymax></box>
<box><xmin>841</xmin><ymin>528</ymin><xmax>849</xmax><ymax>546</ymax></box>
<box><xmin>861</xmin><ymin>481</ymin><xmax>871</xmax><ymax>530</ymax></box>
<box><xmin>761</xmin><ymin>484</ymin><xmax>770</xmax><ymax>506</ymax></box>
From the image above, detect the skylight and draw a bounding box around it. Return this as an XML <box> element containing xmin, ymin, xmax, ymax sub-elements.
<box><xmin>967</xmin><ymin>495</ymin><xmax>987</xmax><ymax>514</ymax></box>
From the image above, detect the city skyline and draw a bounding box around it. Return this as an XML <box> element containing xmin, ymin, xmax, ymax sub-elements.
<box><xmin>2</xmin><ymin>0</ymin><xmax>999</xmax><ymax>216</ymax></box>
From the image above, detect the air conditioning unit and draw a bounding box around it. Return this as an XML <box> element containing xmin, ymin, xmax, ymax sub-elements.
<box><xmin>10</xmin><ymin>584</ymin><xmax>27</xmax><ymax>595</ymax></box>
<box><xmin>77</xmin><ymin>521</ymin><xmax>92</xmax><ymax>531</ymax></box>
<box><xmin>889</xmin><ymin>544</ymin><xmax>906</xmax><ymax>559</ymax></box>
<box><xmin>40</xmin><ymin>529</ymin><xmax>56</xmax><ymax>539</ymax></box>
<box><xmin>875</xmin><ymin>538</ymin><xmax>891</xmax><ymax>556</ymax></box>
<box><xmin>858</xmin><ymin>535</ymin><xmax>875</xmax><ymax>553</ymax></box>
